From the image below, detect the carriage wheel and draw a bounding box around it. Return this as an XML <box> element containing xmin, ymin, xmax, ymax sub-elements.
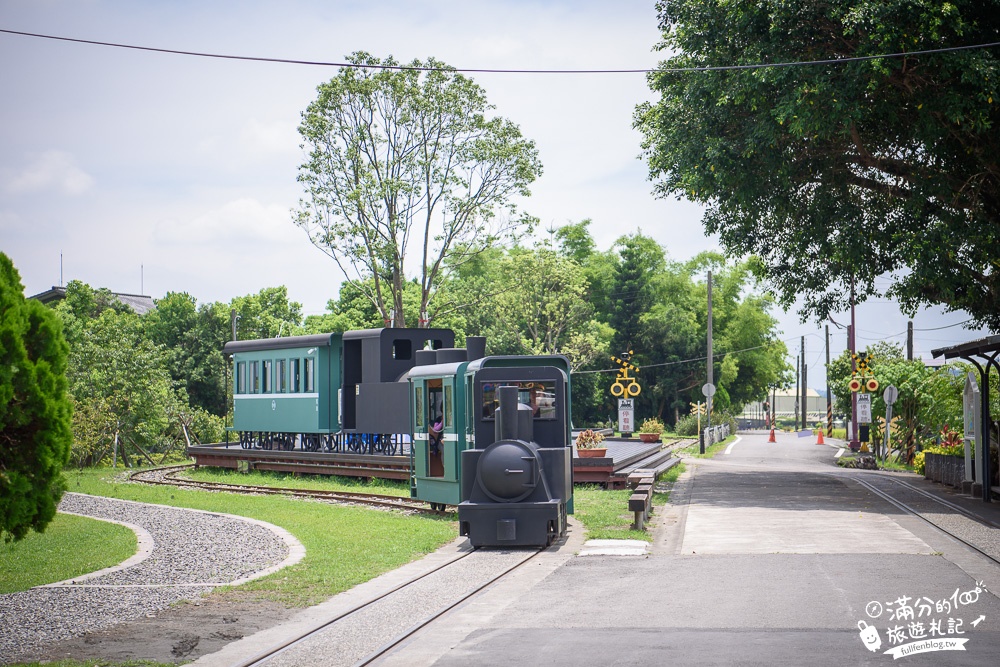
<box><xmin>239</xmin><ymin>431</ymin><xmax>252</xmax><ymax>449</ymax></box>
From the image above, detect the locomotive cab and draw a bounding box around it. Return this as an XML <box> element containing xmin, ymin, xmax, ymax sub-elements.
<box><xmin>458</xmin><ymin>364</ymin><xmax>573</xmax><ymax>548</ymax></box>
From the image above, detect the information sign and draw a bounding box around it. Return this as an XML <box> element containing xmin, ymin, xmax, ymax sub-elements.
<box><xmin>857</xmin><ymin>393</ymin><xmax>872</xmax><ymax>424</ymax></box>
<box><xmin>618</xmin><ymin>398</ymin><xmax>635</xmax><ymax>434</ymax></box>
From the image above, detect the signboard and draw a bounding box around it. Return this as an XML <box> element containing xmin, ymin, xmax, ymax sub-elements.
<box><xmin>618</xmin><ymin>399</ymin><xmax>635</xmax><ymax>434</ymax></box>
<box><xmin>857</xmin><ymin>393</ymin><xmax>872</xmax><ymax>424</ymax></box>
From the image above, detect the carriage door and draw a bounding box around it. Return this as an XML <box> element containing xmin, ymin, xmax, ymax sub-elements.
<box><xmin>426</xmin><ymin>379</ymin><xmax>445</xmax><ymax>478</ymax></box>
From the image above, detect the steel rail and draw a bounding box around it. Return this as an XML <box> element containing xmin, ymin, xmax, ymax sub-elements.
<box><xmin>353</xmin><ymin>548</ymin><xmax>544</xmax><ymax>666</ymax></box>
<box><xmin>231</xmin><ymin>548</ymin><xmax>478</xmax><ymax>667</ymax></box>
<box><xmin>851</xmin><ymin>475</ymin><xmax>1000</xmax><ymax>567</ymax></box>
<box><xmin>128</xmin><ymin>466</ymin><xmax>451</xmax><ymax>515</ymax></box>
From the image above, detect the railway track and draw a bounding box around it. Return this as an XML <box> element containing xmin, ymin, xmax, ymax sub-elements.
<box><xmin>851</xmin><ymin>472</ymin><xmax>1000</xmax><ymax>567</ymax></box>
<box><xmin>230</xmin><ymin>546</ymin><xmax>543</xmax><ymax>667</ymax></box>
<box><xmin>128</xmin><ymin>466</ymin><xmax>452</xmax><ymax>515</ymax></box>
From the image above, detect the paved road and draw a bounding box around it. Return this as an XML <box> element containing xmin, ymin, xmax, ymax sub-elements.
<box><xmin>376</xmin><ymin>431</ymin><xmax>1000</xmax><ymax>666</ymax></box>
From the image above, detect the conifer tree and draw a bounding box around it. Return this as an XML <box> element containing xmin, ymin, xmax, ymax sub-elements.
<box><xmin>0</xmin><ymin>253</ymin><xmax>72</xmax><ymax>542</ymax></box>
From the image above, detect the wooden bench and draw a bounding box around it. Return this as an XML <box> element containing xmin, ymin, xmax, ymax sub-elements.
<box><xmin>627</xmin><ymin>469</ymin><xmax>656</xmax><ymax>530</ymax></box>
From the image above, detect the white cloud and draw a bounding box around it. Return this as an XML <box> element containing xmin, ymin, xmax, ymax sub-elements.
<box><xmin>153</xmin><ymin>198</ymin><xmax>296</xmax><ymax>245</ymax></box>
<box><xmin>2</xmin><ymin>150</ymin><xmax>94</xmax><ymax>196</ymax></box>
<box><xmin>239</xmin><ymin>118</ymin><xmax>300</xmax><ymax>158</ymax></box>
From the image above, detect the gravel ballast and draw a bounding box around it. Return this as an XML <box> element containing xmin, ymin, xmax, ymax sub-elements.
<box><xmin>0</xmin><ymin>492</ymin><xmax>297</xmax><ymax>662</ymax></box>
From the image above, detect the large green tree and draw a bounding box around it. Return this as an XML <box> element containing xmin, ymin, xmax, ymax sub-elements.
<box><xmin>636</xmin><ymin>0</ymin><xmax>1000</xmax><ymax>328</ymax></box>
<box><xmin>295</xmin><ymin>52</ymin><xmax>542</xmax><ymax>328</ymax></box>
<box><xmin>1</xmin><ymin>253</ymin><xmax>72</xmax><ymax>542</ymax></box>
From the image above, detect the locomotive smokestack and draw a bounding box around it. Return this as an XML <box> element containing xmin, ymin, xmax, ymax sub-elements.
<box><xmin>465</xmin><ymin>336</ymin><xmax>486</xmax><ymax>362</ymax></box>
<box><xmin>496</xmin><ymin>386</ymin><xmax>519</xmax><ymax>441</ymax></box>
<box><xmin>495</xmin><ymin>385</ymin><xmax>533</xmax><ymax>442</ymax></box>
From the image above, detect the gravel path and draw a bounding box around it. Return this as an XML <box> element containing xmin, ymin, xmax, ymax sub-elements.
<box><xmin>0</xmin><ymin>492</ymin><xmax>301</xmax><ymax>662</ymax></box>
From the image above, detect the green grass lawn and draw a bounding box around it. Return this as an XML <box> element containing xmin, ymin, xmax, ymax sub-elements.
<box><xmin>0</xmin><ymin>513</ymin><xmax>137</xmax><ymax>594</ymax></box>
<box><xmin>180</xmin><ymin>466</ymin><xmax>411</xmax><ymax>497</ymax></box>
<box><xmin>571</xmin><ymin>463</ymin><xmax>686</xmax><ymax>542</ymax></box>
<box><xmin>63</xmin><ymin>467</ymin><xmax>457</xmax><ymax>607</ymax></box>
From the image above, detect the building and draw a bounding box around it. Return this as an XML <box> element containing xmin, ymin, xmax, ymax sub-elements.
<box><xmin>741</xmin><ymin>388</ymin><xmax>830</xmax><ymax>428</ymax></box>
<box><xmin>29</xmin><ymin>285</ymin><xmax>156</xmax><ymax>315</ymax></box>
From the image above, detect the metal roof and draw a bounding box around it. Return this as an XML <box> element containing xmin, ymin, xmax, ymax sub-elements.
<box><xmin>223</xmin><ymin>332</ymin><xmax>339</xmax><ymax>354</ymax></box>
<box><xmin>28</xmin><ymin>285</ymin><xmax>156</xmax><ymax>315</ymax></box>
<box><xmin>931</xmin><ymin>335</ymin><xmax>1000</xmax><ymax>360</ymax></box>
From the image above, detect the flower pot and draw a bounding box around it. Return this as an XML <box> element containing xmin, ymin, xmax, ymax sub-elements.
<box><xmin>638</xmin><ymin>433</ymin><xmax>661</xmax><ymax>443</ymax></box>
<box><xmin>578</xmin><ymin>448</ymin><xmax>607</xmax><ymax>458</ymax></box>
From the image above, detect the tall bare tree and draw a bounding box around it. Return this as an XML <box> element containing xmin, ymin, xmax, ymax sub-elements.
<box><xmin>295</xmin><ymin>52</ymin><xmax>542</xmax><ymax>327</ymax></box>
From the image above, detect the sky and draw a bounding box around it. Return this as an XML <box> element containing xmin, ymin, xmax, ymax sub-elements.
<box><xmin>1</xmin><ymin>0</ymin><xmax>992</xmax><ymax>390</ymax></box>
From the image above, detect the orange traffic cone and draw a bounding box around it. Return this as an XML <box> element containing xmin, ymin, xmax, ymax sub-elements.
<box><xmin>768</xmin><ymin>429</ymin><xmax>776</xmax><ymax>443</ymax></box>
<box><xmin>816</xmin><ymin>430</ymin><xmax>825</xmax><ymax>445</ymax></box>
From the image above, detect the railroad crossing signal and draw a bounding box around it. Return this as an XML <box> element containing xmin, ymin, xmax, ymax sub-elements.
<box><xmin>610</xmin><ymin>350</ymin><xmax>641</xmax><ymax>398</ymax></box>
<box><xmin>849</xmin><ymin>352</ymin><xmax>879</xmax><ymax>393</ymax></box>
<box><xmin>690</xmin><ymin>402</ymin><xmax>706</xmax><ymax>416</ymax></box>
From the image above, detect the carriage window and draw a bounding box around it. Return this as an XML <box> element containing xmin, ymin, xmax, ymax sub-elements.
<box><xmin>444</xmin><ymin>384</ymin><xmax>454</xmax><ymax>428</ymax></box>
<box><xmin>236</xmin><ymin>361</ymin><xmax>246</xmax><ymax>394</ymax></box>
<box><xmin>392</xmin><ymin>339</ymin><xmax>412</xmax><ymax>360</ymax></box>
<box><xmin>277</xmin><ymin>359</ymin><xmax>287</xmax><ymax>393</ymax></box>
<box><xmin>414</xmin><ymin>385</ymin><xmax>425</xmax><ymax>430</ymax></box>
<box><xmin>304</xmin><ymin>358</ymin><xmax>315</xmax><ymax>392</ymax></box>
<box><xmin>249</xmin><ymin>361</ymin><xmax>260</xmax><ymax>394</ymax></box>
<box><xmin>481</xmin><ymin>381</ymin><xmax>557</xmax><ymax>420</ymax></box>
<box><xmin>262</xmin><ymin>360</ymin><xmax>272</xmax><ymax>393</ymax></box>
<box><xmin>291</xmin><ymin>359</ymin><xmax>300</xmax><ymax>393</ymax></box>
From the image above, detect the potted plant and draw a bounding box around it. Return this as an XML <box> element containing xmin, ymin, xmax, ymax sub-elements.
<box><xmin>575</xmin><ymin>429</ymin><xmax>607</xmax><ymax>458</ymax></box>
<box><xmin>638</xmin><ymin>417</ymin><xmax>664</xmax><ymax>443</ymax></box>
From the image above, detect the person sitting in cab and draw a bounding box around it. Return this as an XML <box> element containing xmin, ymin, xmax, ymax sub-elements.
<box><xmin>429</xmin><ymin>417</ymin><xmax>443</xmax><ymax>455</ymax></box>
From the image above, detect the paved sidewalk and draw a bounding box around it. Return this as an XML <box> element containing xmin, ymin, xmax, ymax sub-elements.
<box><xmin>370</xmin><ymin>431</ymin><xmax>1000</xmax><ymax>666</ymax></box>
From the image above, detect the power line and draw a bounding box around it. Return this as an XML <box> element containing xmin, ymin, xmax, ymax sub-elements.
<box><xmin>2</xmin><ymin>27</ymin><xmax>998</xmax><ymax>74</ymax></box>
<box><xmin>574</xmin><ymin>338</ymin><xmax>787</xmax><ymax>375</ymax></box>
<box><xmin>913</xmin><ymin>318</ymin><xmax>974</xmax><ymax>332</ymax></box>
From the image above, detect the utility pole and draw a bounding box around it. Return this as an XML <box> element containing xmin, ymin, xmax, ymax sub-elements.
<box><xmin>849</xmin><ymin>275</ymin><xmax>859</xmax><ymax>449</ymax></box>
<box><xmin>825</xmin><ymin>325</ymin><xmax>832</xmax><ymax>437</ymax></box>
<box><xmin>794</xmin><ymin>351</ymin><xmax>800</xmax><ymax>431</ymax></box>
<box><xmin>907</xmin><ymin>320</ymin><xmax>914</xmax><ymax>361</ymax></box>
<box><xmin>703</xmin><ymin>270</ymin><xmax>713</xmax><ymax>454</ymax></box>
<box><xmin>801</xmin><ymin>335</ymin><xmax>807</xmax><ymax>430</ymax></box>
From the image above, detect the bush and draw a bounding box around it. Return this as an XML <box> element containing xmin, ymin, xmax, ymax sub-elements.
<box><xmin>674</xmin><ymin>413</ymin><xmax>699</xmax><ymax>436</ymax></box>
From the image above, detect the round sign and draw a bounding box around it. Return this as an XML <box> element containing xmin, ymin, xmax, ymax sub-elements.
<box><xmin>702</xmin><ymin>383</ymin><xmax>716</xmax><ymax>397</ymax></box>
<box><xmin>883</xmin><ymin>385</ymin><xmax>899</xmax><ymax>406</ymax></box>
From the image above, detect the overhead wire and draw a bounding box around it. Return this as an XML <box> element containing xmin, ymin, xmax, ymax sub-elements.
<box><xmin>1</xmin><ymin>27</ymin><xmax>998</xmax><ymax>73</ymax></box>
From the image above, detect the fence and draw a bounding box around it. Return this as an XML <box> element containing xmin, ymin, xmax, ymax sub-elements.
<box><xmin>701</xmin><ymin>423</ymin><xmax>731</xmax><ymax>449</ymax></box>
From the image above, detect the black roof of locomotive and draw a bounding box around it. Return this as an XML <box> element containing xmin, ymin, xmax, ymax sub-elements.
<box><xmin>223</xmin><ymin>332</ymin><xmax>340</xmax><ymax>354</ymax></box>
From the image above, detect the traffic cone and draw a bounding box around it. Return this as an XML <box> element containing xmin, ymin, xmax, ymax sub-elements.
<box><xmin>768</xmin><ymin>428</ymin><xmax>776</xmax><ymax>443</ymax></box>
<box><xmin>816</xmin><ymin>430</ymin><xmax>825</xmax><ymax>445</ymax></box>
